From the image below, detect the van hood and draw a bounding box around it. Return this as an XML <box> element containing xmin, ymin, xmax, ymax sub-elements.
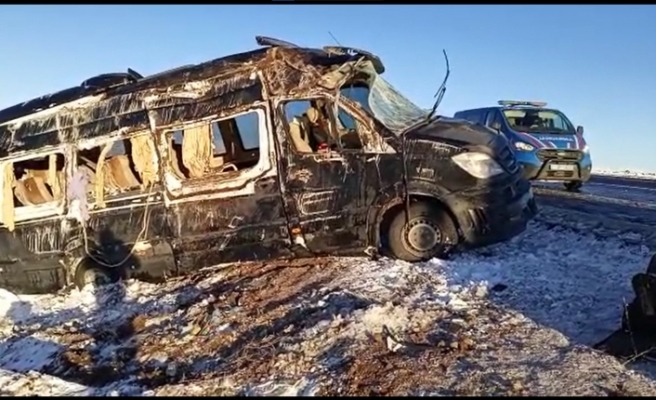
<box><xmin>515</xmin><ymin>131</ymin><xmax>587</xmax><ymax>150</ymax></box>
<box><xmin>405</xmin><ymin>117</ymin><xmax>503</xmax><ymax>148</ymax></box>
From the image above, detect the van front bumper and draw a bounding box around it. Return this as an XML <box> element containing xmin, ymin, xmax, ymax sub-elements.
<box><xmin>451</xmin><ymin>178</ymin><xmax>538</xmax><ymax>249</ymax></box>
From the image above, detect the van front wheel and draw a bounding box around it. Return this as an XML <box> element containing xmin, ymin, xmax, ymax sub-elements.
<box><xmin>387</xmin><ymin>202</ymin><xmax>458</xmax><ymax>262</ymax></box>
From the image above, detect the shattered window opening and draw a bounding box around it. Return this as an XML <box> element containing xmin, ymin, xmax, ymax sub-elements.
<box><xmin>11</xmin><ymin>153</ymin><xmax>66</xmax><ymax>208</ymax></box>
<box><xmin>76</xmin><ymin>134</ymin><xmax>159</xmax><ymax>205</ymax></box>
<box><xmin>339</xmin><ymin>86</ymin><xmax>373</xmax><ymax>121</ymax></box>
<box><xmin>167</xmin><ymin>110</ymin><xmax>262</xmax><ymax>181</ymax></box>
<box><xmin>340</xmin><ymin>76</ymin><xmax>428</xmax><ymax>135</ymax></box>
<box><xmin>335</xmin><ymin>105</ymin><xmax>366</xmax><ymax>150</ymax></box>
<box><xmin>282</xmin><ymin>99</ymin><xmax>340</xmax><ymax>153</ymax></box>
<box><xmin>0</xmin><ymin>152</ymin><xmax>67</xmax><ymax>230</ymax></box>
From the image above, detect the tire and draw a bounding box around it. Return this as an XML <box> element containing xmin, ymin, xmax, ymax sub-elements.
<box><xmin>73</xmin><ymin>259</ymin><xmax>117</xmax><ymax>290</ymax></box>
<box><xmin>564</xmin><ymin>181</ymin><xmax>583</xmax><ymax>192</ymax></box>
<box><xmin>387</xmin><ymin>201</ymin><xmax>459</xmax><ymax>262</ymax></box>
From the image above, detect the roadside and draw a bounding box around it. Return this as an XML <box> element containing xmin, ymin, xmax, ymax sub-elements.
<box><xmin>535</xmin><ymin>192</ymin><xmax>656</xmax><ymax>250</ymax></box>
<box><xmin>2</xmin><ymin>216</ymin><xmax>656</xmax><ymax>396</ymax></box>
<box><xmin>593</xmin><ymin>170</ymin><xmax>656</xmax><ymax>181</ymax></box>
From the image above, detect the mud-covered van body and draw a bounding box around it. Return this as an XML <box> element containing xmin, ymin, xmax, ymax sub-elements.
<box><xmin>0</xmin><ymin>36</ymin><xmax>537</xmax><ymax>294</ymax></box>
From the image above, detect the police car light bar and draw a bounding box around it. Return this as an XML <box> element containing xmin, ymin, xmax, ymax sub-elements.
<box><xmin>497</xmin><ymin>100</ymin><xmax>548</xmax><ymax>108</ymax></box>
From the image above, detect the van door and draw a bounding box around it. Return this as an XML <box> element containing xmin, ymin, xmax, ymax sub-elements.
<box><xmin>274</xmin><ymin>96</ymin><xmax>370</xmax><ymax>254</ymax></box>
<box><xmin>161</xmin><ymin>104</ymin><xmax>292</xmax><ymax>272</ymax></box>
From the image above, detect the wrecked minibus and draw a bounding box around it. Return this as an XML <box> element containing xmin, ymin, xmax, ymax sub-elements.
<box><xmin>0</xmin><ymin>36</ymin><xmax>538</xmax><ymax>294</ymax></box>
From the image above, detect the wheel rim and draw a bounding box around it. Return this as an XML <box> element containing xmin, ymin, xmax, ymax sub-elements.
<box><xmin>83</xmin><ymin>269</ymin><xmax>110</xmax><ymax>286</ymax></box>
<box><xmin>404</xmin><ymin>218</ymin><xmax>442</xmax><ymax>253</ymax></box>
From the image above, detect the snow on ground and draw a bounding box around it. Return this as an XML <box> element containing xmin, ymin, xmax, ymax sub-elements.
<box><xmin>594</xmin><ymin>169</ymin><xmax>656</xmax><ymax>180</ymax></box>
<box><xmin>1</xmin><ymin>219</ymin><xmax>656</xmax><ymax>395</ymax></box>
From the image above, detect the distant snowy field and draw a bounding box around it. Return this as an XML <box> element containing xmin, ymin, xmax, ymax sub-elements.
<box><xmin>2</xmin><ymin>214</ymin><xmax>656</xmax><ymax>395</ymax></box>
<box><xmin>593</xmin><ymin>169</ymin><xmax>656</xmax><ymax>180</ymax></box>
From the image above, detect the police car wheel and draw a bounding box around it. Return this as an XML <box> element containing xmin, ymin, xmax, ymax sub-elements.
<box><xmin>387</xmin><ymin>202</ymin><xmax>458</xmax><ymax>262</ymax></box>
<box><xmin>564</xmin><ymin>181</ymin><xmax>583</xmax><ymax>192</ymax></box>
<box><xmin>73</xmin><ymin>260</ymin><xmax>116</xmax><ymax>290</ymax></box>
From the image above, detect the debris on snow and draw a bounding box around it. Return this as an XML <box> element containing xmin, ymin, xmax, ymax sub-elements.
<box><xmin>1</xmin><ymin>221</ymin><xmax>656</xmax><ymax>396</ymax></box>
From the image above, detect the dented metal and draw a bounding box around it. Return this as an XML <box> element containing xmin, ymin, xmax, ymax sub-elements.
<box><xmin>0</xmin><ymin>36</ymin><xmax>537</xmax><ymax>294</ymax></box>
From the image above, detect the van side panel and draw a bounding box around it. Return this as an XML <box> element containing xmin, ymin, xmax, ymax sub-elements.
<box><xmin>0</xmin><ymin>218</ymin><xmax>65</xmax><ymax>294</ymax></box>
<box><xmin>167</xmin><ymin>175</ymin><xmax>291</xmax><ymax>272</ymax></box>
<box><xmin>74</xmin><ymin>193</ymin><xmax>173</xmax><ymax>283</ymax></box>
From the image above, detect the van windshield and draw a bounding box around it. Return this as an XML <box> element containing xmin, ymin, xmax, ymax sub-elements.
<box><xmin>502</xmin><ymin>108</ymin><xmax>575</xmax><ymax>134</ymax></box>
<box><xmin>339</xmin><ymin>75</ymin><xmax>428</xmax><ymax>135</ymax></box>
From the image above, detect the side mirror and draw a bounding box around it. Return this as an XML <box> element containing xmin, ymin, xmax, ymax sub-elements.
<box><xmin>576</xmin><ymin>125</ymin><xmax>584</xmax><ymax>136</ymax></box>
<box><xmin>490</xmin><ymin>122</ymin><xmax>501</xmax><ymax>131</ymax></box>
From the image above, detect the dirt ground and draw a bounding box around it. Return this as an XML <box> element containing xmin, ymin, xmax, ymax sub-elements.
<box><xmin>3</xmin><ymin>254</ymin><xmax>656</xmax><ymax>396</ymax></box>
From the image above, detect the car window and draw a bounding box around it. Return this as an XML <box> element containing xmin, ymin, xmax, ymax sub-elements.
<box><xmin>472</xmin><ymin>109</ymin><xmax>487</xmax><ymax>125</ymax></box>
<box><xmin>502</xmin><ymin>108</ymin><xmax>575</xmax><ymax>133</ymax></box>
<box><xmin>485</xmin><ymin>110</ymin><xmax>503</xmax><ymax>128</ymax></box>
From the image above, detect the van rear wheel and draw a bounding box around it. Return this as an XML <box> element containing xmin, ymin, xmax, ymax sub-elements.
<box><xmin>387</xmin><ymin>202</ymin><xmax>458</xmax><ymax>262</ymax></box>
<box><xmin>73</xmin><ymin>259</ymin><xmax>117</xmax><ymax>290</ymax></box>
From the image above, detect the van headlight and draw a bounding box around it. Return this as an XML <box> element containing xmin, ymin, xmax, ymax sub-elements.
<box><xmin>452</xmin><ymin>152</ymin><xmax>505</xmax><ymax>179</ymax></box>
<box><xmin>582</xmin><ymin>145</ymin><xmax>589</xmax><ymax>153</ymax></box>
<box><xmin>514</xmin><ymin>141</ymin><xmax>534</xmax><ymax>151</ymax></box>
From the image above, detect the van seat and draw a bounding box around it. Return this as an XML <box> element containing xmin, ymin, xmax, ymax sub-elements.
<box><xmin>15</xmin><ymin>176</ymin><xmax>54</xmax><ymax>205</ymax></box>
<box><xmin>105</xmin><ymin>155</ymin><xmax>141</xmax><ymax>189</ymax></box>
<box><xmin>288</xmin><ymin>117</ymin><xmax>312</xmax><ymax>153</ymax></box>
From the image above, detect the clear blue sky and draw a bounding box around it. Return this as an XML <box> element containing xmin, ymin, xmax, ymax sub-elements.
<box><xmin>0</xmin><ymin>5</ymin><xmax>654</xmax><ymax>171</ymax></box>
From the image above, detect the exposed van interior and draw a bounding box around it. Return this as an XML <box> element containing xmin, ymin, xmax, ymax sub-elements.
<box><xmin>11</xmin><ymin>153</ymin><xmax>66</xmax><ymax>207</ymax></box>
<box><xmin>167</xmin><ymin>110</ymin><xmax>261</xmax><ymax>181</ymax></box>
<box><xmin>283</xmin><ymin>99</ymin><xmax>364</xmax><ymax>152</ymax></box>
<box><xmin>77</xmin><ymin>134</ymin><xmax>159</xmax><ymax>203</ymax></box>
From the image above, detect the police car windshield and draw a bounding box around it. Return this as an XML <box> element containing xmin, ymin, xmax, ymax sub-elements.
<box><xmin>340</xmin><ymin>75</ymin><xmax>427</xmax><ymax>135</ymax></box>
<box><xmin>502</xmin><ymin>108</ymin><xmax>576</xmax><ymax>134</ymax></box>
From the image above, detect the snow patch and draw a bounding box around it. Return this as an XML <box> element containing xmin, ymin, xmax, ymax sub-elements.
<box><xmin>0</xmin><ymin>369</ymin><xmax>90</xmax><ymax>396</ymax></box>
<box><xmin>594</xmin><ymin>169</ymin><xmax>656</xmax><ymax>180</ymax></box>
<box><xmin>1</xmin><ymin>220</ymin><xmax>655</xmax><ymax>395</ymax></box>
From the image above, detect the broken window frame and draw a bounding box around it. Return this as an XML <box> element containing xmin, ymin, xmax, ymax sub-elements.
<box><xmin>333</xmin><ymin>98</ymin><xmax>396</xmax><ymax>154</ymax></box>
<box><xmin>161</xmin><ymin>105</ymin><xmax>275</xmax><ymax>197</ymax></box>
<box><xmin>279</xmin><ymin>95</ymin><xmax>392</xmax><ymax>156</ymax></box>
<box><xmin>278</xmin><ymin>96</ymin><xmax>345</xmax><ymax>156</ymax></box>
<box><xmin>0</xmin><ymin>147</ymin><xmax>70</xmax><ymax>231</ymax></box>
<box><xmin>74</xmin><ymin>130</ymin><xmax>160</xmax><ymax>210</ymax></box>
